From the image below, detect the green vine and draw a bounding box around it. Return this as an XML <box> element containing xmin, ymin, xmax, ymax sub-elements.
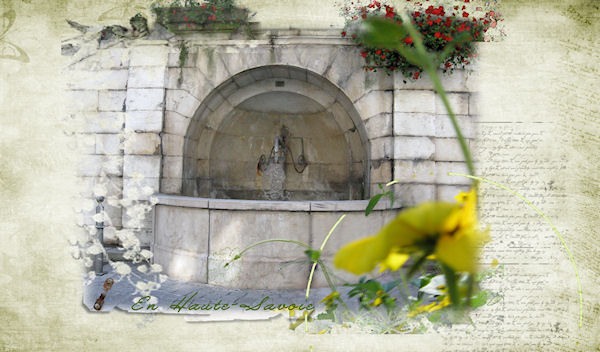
<box><xmin>177</xmin><ymin>41</ymin><xmax>189</xmax><ymax>86</ymax></box>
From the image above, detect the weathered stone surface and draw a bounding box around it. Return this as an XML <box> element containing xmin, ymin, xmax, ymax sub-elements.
<box><xmin>365</xmin><ymin>113</ymin><xmax>393</xmax><ymax>139</ymax></box>
<box><xmin>438</xmin><ymin>185</ymin><xmax>471</xmax><ymax>201</ymax></box>
<box><xmin>155</xmin><ymin>246</ymin><xmax>208</xmax><ymax>283</ymax></box>
<box><xmin>124</xmin><ymin>133</ymin><xmax>161</xmax><ymax>155</ymax></box>
<box><xmin>164</xmin><ymin>111</ymin><xmax>191</xmax><ymax>136</ymax></box>
<box><xmin>122</xmin><ymin>177</ymin><xmax>160</xmax><ymax>200</ymax></box>
<box><xmin>98</xmin><ymin>90</ymin><xmax>126</xmax><ymax>112</ymax></box>
<box><xmin>125</xmin><ymin>111</ymin><xmax>163</xmax><ymax>133</ymax></box>
<box><xmin>393</xmin><ymin>160</ymin><xmax>436</xmax><ymax>184</ymax></box>
<box><xmin>394</xmin><ymin>112</ymin><xmax>436</xmax><ymax>137</ymax></box>
<box><xmin>370</xmin><ymin>137</ymin><xmax>394</xmax><ymax>160</ymax></box>
<box><xmin>95</xmin><ymin>134</ymin><xmax>122</xmax><ymax>155</ymax></box>
<box><xmin>128</xmin><ymin>66</ymin><xmax>166</xmax><ymax>88</ymax></box>
<box><xmin>370</xmin><ymin>160</ymin><xmax>392</xmax><ymax>184</ymax></box>
<box><xmin>160</xmin><ymin>178</ymin><xmax>183</xmax><ymax>194</ymax></box>
<box><xmin>67</xmin><ymin>70</ymin><xmax>129</xmax><ymax>90</ymax></box>
<box><xmin>155</xmin><ymin>205</ymin><xmax>209</xmax><ymax>252</ymax></box>
<box><xmin>165</xmin><ymin>89</ymin><xmax>201</xmax><ymax>118</ymax></box>
<box><xmin>123</xmin><ymin>155</ymin><xmax>161</xmax><ymax>178</ymax></box>
<box><xmin>80</xmin><ymin>112</ymin><xmax>125</xmax><ymax>133</ymax></box>
<box><xmin>436</xmin><ymin>92</ymin><xmax>469</xmax><ymax>115</ymax></box>
<box><xmin>394</xmin><ymin>90</ymin><xmax>435</xmax><ymax>113</ymax></box>
<box><xmin>434</xmin><ymin>162</ymin><xmax>471</xmax><ymax>185</ymax></box>
<box><xmin>129</xmin><ymin>45</ymin><xmax>169</xmax><ymax>67</ymax></box>
<box><xmin>354</xmin><ymin>91</ymin><xmax>393</xmax><ymax>120</ymax></box>
<box><xmin>162</xmin><ymin>156</ymin><xmax>183</xmax><ymax>179</ymax></box>
<box><xmin>434</xmin><ymin>138</ymin><xmax>467</xmax><ymax>161</ymax></box>
<box><xmin>162</xmin><ymin>133</ymin><xmax>185</xmax><ymax>156</ymax></box>
<box><xmin>394</xmin><ymin>69</ymin><xmax>467</xmax><ymax>92</ymax></box>
<box><xmin>394</xmin><ymin>136</ymin><xmax>435</xmax><ymax>159</ymax></box>
<box><xmin>67</xmin><ymin>90</ymin><xmax>98</xmax><ymax>112</ymax></box>
<box><xmin>435</xmin><ymin>114</ymin><xmax>476</xmax><ymax>139</ymax></box>
<box><xmin>394</xmin><ymin>184</ymin><xmax>436</xmax><ymax>206</ymax></box>
<box><xmin>78</xmin><ymin>155</ymin><xmax>123</xmax><ymax>177</ymax></box>
<box><xmin>126</xmin><ymin>88</ymin><xmax>165</xmax><ymax>111</ymax></box>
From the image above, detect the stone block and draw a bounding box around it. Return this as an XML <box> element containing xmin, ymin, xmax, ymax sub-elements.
<box><xmin>164</xmin><ymin>111</ymin><xmax>191</xmax><ymax>136</ymax></box>
<box><xmin>393</xmin><ymin>160</ymin><xmax>436</xmax><ymax>184</ymax></box>
<box><xmin>95</xmin><ymin>134</ymin><xmax>122</xmax><ymax>155</ymax></box>
<box><xmin>125</xmin><ymin>111</ymin><xmax>163</xmax><ymax>133</ymax></box>
<box><xmin>126</xmin><ymin>88</ymin><xmax>165</xmax><ymax>111</ymax></box>
<box><xmin>394</xmin><ymin>112</ymin><xmax>436</xmax><ymax>136</ymax></box>
<box><xmin>78</xmin><ymin>155</ymin><xmax>123</xmax><ymax>177</ymax></box>
<box><xmin>394</xmin><ymin>136</ymin><xmax>435</xmax><ymax>159</ymax></box>
<box><xmin>208</xmin><ymin>256</ymin><xmax>309</xmax><ymax>289</ymax></box>
<box><xmin>394</xmin><ymin>184</ymin><xmax>436</xmax><ymax>206</ymax></box>
<box><xmin>165</xmin><ymin>89</ymin><xmax>201</xmax><ymax>118</ymax></box>
<box><xmin>155</xmin><ymin>246</ymin><xmax>208</xmax><ymax>283</ymax></box>
<box><xmin>98</xmin><ymin>90</ymin><xmax>126</xmax><ymax>112</ymax></box>
<box><xmin>129</xmin><ymin>45</ymin><xmax>169</xmax><ymax>67</ymax></box>
<box><xmin>83</xmin><ymin>112</ymin><xmax>125</xmax><ymax>133</ymax></box>
<box><xmin>127</xmin><ymin>66</ymin><xmax>166</xmax><ymax>88</ymax></box>
<box><xmin>162</xmin><ymin>156</ymin><xmax>183</xmax><ymax>179</ymax></box>
<box><xmin>162</xmin><ymin>133</ymin><xmax>185</xmax><ymax>156</ymax></box>
<box><xmin>394</xmin><ymin>90</ymin><xmax>435</xmax><ymax>113</ymax></box>
<box><xmin>370</xmin><ymin>137</ymin><xmax>394</xmax><ymax>160</ymax></box>
<box><xmin>437</xmin><ymin>185</ymin><xmax>471</xmax><ymax>202</ymax></box>
<box><xmin>370</xmin><ymin>160</ymin><xmax>392</xmax><ymax>184</ymax></box>
<box><xmin>124</xmin><ymin>133</ymin><xmax>161</xmax><ymax>155</ymax></box>
<box><xmin>123</xmin><ymin>155</ymin><xmax>161</xmax><ymax>178</ymax></box>
<box><xmin>435</xmin><ymin>114</ymin><xmax>476</xmax><ymax>139</ymax></box>
<box><xmin>354</xmin><ymin>91</ymin><xmax>393</xmax><ymax>120</ymax></box>
<box><xmin>122</xmin><ymin>177</ymin><xmax>160</xmax><ymax>201</ymax></box>
<box><xmin>311</xmin><ymin>212</ymin><xmax>383</xmax><ymax>256</ymax></box>
<box><xmin>154</xmin><ymin>205</ymin><xmax>209</xmax><ymax>252</ymax></box>
<box><xmin>365</xmin><ymin>113</ymin><xmax>393</xmax><ymax>139</ymax></box>
<box><xmin>394</xmin><ymin>69</ymin><xmax>467</xmax><ymax>92</ymax></box>
<box><xmin>209</xmin><ymin>210</ymin><xmax>310</xmax><ymax>259</ymax></box>
<box><xmin>66</xmin><ymin>90</ymin><xmax>98</xmax><ymax>112</ymax></box>
<box><xmin>436</xmin><ymin>92</ymin><xmax>469</xmax><ymax>115</ymax></box>
<box><xmin>434</xmin><ymin>138</ymin><xmax>467</xmax><ymax>161</ymax></box>
<box><xmin>66</xmin><ymin>70</ymin><xmax>129</xmax><ymax>90</ymax></box>
<box><xmin>160</xmin><ymin>178</ymin><xmax>183</xmax><ymax>194</ymax></box>
<box><xmin>434</xmin><ymin>162</ymin><xmax>472</xmax><ymax>185</ymax></box>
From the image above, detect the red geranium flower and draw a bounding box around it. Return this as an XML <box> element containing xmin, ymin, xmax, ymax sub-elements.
<box><xmin>462</xmin><ymin>12</ymin><xmax>469</xmax><ymax>17</ymax></box>
<box><xmin>413</xmin><ymin>71</ymin><xmax>420</xmax><ymax>79</ymax></box>
<box><xmin>445</xmin><ymin>62</ymin><xmax>451</xmax><ymax>68</ymax></box>
<box><xmin>361</xmin><ymin>51</ymin><xmax>368</xmax><ymax>58</ymax></box>
<box><xmin>376</xmin><ymin>49</ymin><xmax>382</xmax><ymax>55</ymax></box>
<box><xmin>404</xmin><ymin>36</ymin><xmax>413</xmax><ymax>44</ymax></box>
<box><xmin>434</xmin><ymin>32</ymin><xmax>441</xmax><ymax>38</ymax></box>
<box><xmin>342</xmin><ymin>31</ymin><xmax>347</xmax><ymax>37</ymax></box>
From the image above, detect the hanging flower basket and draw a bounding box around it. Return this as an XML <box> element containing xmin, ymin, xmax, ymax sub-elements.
<box><xmin>153</xmin><ymin>2</ymin><xmax>250</xmax><ymax>33</ymax></box>
<box><xmin>340</xmin><ymin>1</ymin><xmax>504</xmax><ymax>79</ymax></box>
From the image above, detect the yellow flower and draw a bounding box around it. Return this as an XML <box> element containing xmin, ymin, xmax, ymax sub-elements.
<box><xmin>407</xmin><ymin>296</ymin><xmax>451</xmax><ymax>318</ymax></box>
<box><xmin>334</xmin><ymin>189</ymin><xmax>489</xmax><ymax>274</ymax></box>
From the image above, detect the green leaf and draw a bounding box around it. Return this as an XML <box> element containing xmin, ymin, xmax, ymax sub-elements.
<box><xmin>365</xmin><ymin>193</ymin><xmax>384</xmax><ymax>216</ymax></box>
<box><xmin>427</xmin><ymin>310</ymin><xmax>442</xmax><ymax>322</ymax></box>
<box><xmin>470</xmin><ymin>291</ymin><xmax>489</xmax><ymax>308</ymax></box>
<box><xmin>304</xmin><ymin>249</ymin><xmax>321</xmax><ymax>262</ymax></box>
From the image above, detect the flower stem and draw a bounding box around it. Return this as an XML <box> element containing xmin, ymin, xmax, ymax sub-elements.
<box><xmin>440</xmin><ymin>263</ymin><xmax>460</xmax><ymax>308</ymax></box>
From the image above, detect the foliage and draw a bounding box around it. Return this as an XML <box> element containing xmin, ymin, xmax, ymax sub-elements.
<box><xmin>151</xmin><ymin>0</ymin><xmax>251</xmax><ymax>33</ymax></box>
<box><xmin>340</xmin><ymin>0</ymin><xmax>504</xmax><ymax>78</ymax></box>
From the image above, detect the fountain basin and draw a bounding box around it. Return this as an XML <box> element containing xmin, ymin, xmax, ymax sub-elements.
<box><xmin>152</xmin><ymin>194</ymin><xmax>402</xmax><ymax>289</ymax></box>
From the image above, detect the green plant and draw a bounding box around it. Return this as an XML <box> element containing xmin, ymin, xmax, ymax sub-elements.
<box><xmin>340</xmin><ymin>1</ymin><xmax>504</xmax><ymax>79</ymax></box>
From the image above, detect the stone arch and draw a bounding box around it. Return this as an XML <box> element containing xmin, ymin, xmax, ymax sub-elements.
<box><xmin>176</xmin><ymin>65</ymin><xmax>370</xmax><ymax>200</ymax></box>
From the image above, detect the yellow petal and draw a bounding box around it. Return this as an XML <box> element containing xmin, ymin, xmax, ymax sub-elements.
<box><xmin>333</xmin><ymin>236</ymin><xmax>386</xmax><ymax>274</ymax></box>
<box><xmin>435</xmin><ymin>228</ymin><xmax>489</xmax><ymax>273</ymax></box>
<box><xmin>382</xmin><ymin>252</ymin><xmax>410</xmax><ymax>271</ymax></box>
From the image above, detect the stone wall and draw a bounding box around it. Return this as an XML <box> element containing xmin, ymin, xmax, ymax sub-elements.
<box><xmin>66</xmin><ymin>28</ymin><xmax>477</xmax><ymax>249</ymax></box>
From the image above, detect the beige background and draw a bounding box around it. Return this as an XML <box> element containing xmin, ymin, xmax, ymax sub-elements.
<box><xmin>0</xmin><ymin>0</ymin><xmax>599</xmax><ymax>350</ymax></box>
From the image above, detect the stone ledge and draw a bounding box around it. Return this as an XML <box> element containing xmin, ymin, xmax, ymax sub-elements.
<box><xmin>152</xmin><ymin>194</ymin><xmax>402</xmax><ymax>212</ymax></box>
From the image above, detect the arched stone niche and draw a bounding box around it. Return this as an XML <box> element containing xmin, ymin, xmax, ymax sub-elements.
<box><xmin>180</xmin><ymin>65</ymin><xmax>370</xmax><ymax>200</ymax></box>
